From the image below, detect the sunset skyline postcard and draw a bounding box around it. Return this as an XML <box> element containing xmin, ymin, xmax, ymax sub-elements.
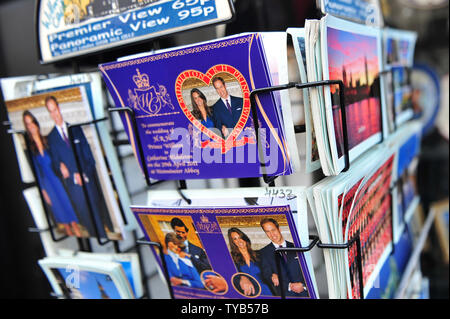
<box><xmin>325</xmin><ymin>26</ymin><xmax>382</xmax><ymax>158</ymax></box>
<box><xmin>327</xmin><ymin>27</ymin><xmax>380</xmax><ymax>95</ymax></box>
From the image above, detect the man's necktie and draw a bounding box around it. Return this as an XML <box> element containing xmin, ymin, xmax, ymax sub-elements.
<box><xmin>279</xmin><ymin>245</ymin><xmax>287</xmax><ymax>262</ymax></box>
<box><xmin>62</xmin><ymin>129</ymin><xmax>70</xmax><ymax>147</ymax></box>
<box><xmin>225</xmin><ymin>99</ymin><xmax>232</xmax><ymax>114</ymax></box>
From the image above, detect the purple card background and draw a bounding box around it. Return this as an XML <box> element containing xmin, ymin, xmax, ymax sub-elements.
<box><xmin>100</xmin><ymin>34</ymin><xmax>292</xmax><ymax>180</ymax></box>
<box><xmin>133</xmin><ymin>205</ymin><xmax>316</xmax><ymax>299</ymax></box>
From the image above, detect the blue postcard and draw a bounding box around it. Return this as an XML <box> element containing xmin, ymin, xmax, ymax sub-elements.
<box><xmin>383</xmin><ymin>28</ymin><xmax>418</xmax><ymax>129</ymax></box>
<box><xmin>100</xmin><ymin>33</ymin><xmax>298</xmax><ymax>180</ymax></box>
<box><xmin>320</xmin><ymin>0</ymin><xmax>383</xmax><ymax>26</ymax></box>
<box><xmin>38</xmin><ymin>257</ymin><xmax>136</xmax><ymax>299</ymax></box>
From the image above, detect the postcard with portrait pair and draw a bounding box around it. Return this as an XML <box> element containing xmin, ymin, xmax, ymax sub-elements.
<box><xmin>132</xmin><ymin>187</ymin><xmax>318</xmax><ymax>299</ymax></box>
<box><xmin>2</xmin><ymin>73</ymin><xmax>130</xmax><ymax>240</ymax></box>
<box><xmin>100</xmin><ymin>32</ymin><xmax>300</xmax><ymax>181</ymax></box>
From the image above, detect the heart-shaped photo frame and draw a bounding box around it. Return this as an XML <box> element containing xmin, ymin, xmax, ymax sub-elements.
<box><xmin>175</xmin><ymin>64</ymin><xmax>252</xmax><ymax>153</ymax></box>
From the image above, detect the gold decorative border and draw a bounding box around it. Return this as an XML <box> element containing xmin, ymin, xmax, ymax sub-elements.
<box><xmin>5</xmin><ymin>87</ymin><xmax>82</xmax><ymax>111</ymax></box>
<box><xmin>101</xmin><ymin>36</ymin><xmax>254</xmax><ymax>71</ymax></box>
<box><xmin>231</xmin><ymin>273</ymin><xmax>262</xmax><ymax>298</ymax></box>
<box><xmin>133</xmin><ymin>206</ymin><xmax>291</xmax><ymax>215</ymax></box>
<box><xmin>174</xmin><ymin>64</ymin><xmax>251</xmax><ymax>151</ymax></box>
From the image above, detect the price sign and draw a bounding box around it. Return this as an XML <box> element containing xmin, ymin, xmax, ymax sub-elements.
<box><xmin>37</xmin><ymin>0</ymin><xmax>235</xmax><ymax>64</ymax></box>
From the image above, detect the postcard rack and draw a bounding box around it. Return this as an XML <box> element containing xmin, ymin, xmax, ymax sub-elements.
<box><xmin>105</xmin><ymin>67</ymin><xmax>413</xmax><ymax>192</ymax></box>
<box><xmin>134</xmin><ymin>231</ymin><xmax>366</xmax><ymax>299</ymax></box>
<box><xmin>2</xmin><ymin>65</ymin><xmax>419</xmax><ymax>299</ymax></box>
<box><xmin>106</xmin><ymin>79</ymin><xmax>351</xmax><ymax>191</ymax></box>
<box><xmin>3</xmin><ymin>119</ymin><xmax>154</xmax><ymax>298</ymax></box>
<box><xmin>104</xmin><ymin>75</ymin><xmax>412</xmax><ymax>299</ymax></box>
<box><xmin>252</xmin><ymin>65</ymin><xmax>414</xmax><ymax>186</ymax></box>
<box><xmin>132</xmin><ymin>185</ymin><xmax>405</xmax><ymax>300</ymax></box>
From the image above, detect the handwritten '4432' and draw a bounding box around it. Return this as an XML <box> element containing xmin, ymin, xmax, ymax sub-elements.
<box><xmin>264</xmin><ymin>188</ymin><xmax>295</xmax><ymax>200</ymax></box>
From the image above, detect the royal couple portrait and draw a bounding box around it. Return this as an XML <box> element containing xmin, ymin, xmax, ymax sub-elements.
<box><xmin>227</xmin><ymin>217</ymin><xmax>309</xmax><ymax>298</ymax></box>
<box><xmin>189</xmin><ymin>76</ymin><xmax>244</xmax><ymax>138</ymax></box>
<box><xmin>162</xmin><ymin>216</ymin><xmax>308</xmax><ymax>298</ymax></box>
<box><xmin>163</xmin><ymin>217</ymin><xmax>229</xmax><ymax>293</ymax></box>
<box><xmin>22</xmin><ymin>96</ymin><xmax>114</xmax><ymax>238</ymax></box>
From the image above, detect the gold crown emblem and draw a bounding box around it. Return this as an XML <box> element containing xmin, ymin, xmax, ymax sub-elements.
<box><xmin>200</xmin><ymin>215</ymin><xmax>209</xmax><ymax>223</ymax></box>
<box><xmin>133</xmin><ymin>68</ymin><xmax>150</xmax><ymax>89</ymax></box>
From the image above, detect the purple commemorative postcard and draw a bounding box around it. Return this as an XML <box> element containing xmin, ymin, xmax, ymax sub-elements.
<box><xmin>133</xmin><ymin>205</ymin><xmax>317</xmax><ymax>299</ymax></box>
<box><xmin>99</xmin><ymin>33</ymin><xmax>295</xmax><ymax>180</ymax></box>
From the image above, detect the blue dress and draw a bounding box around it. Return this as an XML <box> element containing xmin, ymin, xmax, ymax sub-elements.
<box><xmin>33</xmin><ymin>149</ymin><xmax>79</xmax><ymax>224</ymax></box>
<box><xmin>238</xmin><ymin>261</ymin><xmax>273</xmax><ymax>296</ymax></box>
<box><xmin>200</xmin><ymin>116</ymin><xmax>215</xmax><ymax>129</ymax></box>
<box><xmin>164</xmin><ymin>253</ymin><xmax>204</xmax><ymax>289</ymax></box>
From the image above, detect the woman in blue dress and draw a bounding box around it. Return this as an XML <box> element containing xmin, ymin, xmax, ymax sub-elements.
<box><xmin>228</xmin><ymin>227</ymin><xmax>273</xmax><ymax>297</ymax></box>
<box><xmin>190</xmin><ymin>88</ymin><xmax>216</xmax><ymax>129</ymax></box>
<box><xmin>23</xmin><ymin>110</ymin><xmax>81</xmax><ymax>237</ymax></box>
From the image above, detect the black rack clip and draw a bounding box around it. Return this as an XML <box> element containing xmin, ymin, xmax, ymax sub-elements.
<box><xmin>108</xmin><ymin>107</ymin><xmax>150</xmax><ymax>185</ymax></box>
<box><xmin>274</xmin><ymin>232</ymin><xmax>364</xmax><ymax>299</ymax></box>
<box><xmin>249</xmin><ymin>80</ymin><xmax>349</xmax><ymax>186</ymax></box>
<box><xmin>317</xmin><ymin>232</ymin><xmax>364</xmax><ymax>300</ymax></box>
<box><xmin>2</xmin><ymin>120</ymin><xmax>12</xmax><ymax>128</ymax></box>
<box><xmin>28</xmin><ymin>226</ymin><xmax>52</xmax><ymax>233</ymax></box>
<box><xmin>177</xmin><ymin>180</ymin><xmax>192</xmax><ymax>204</ymax></box>
<box><xmin>136</xmin><ymin>238</ymin><xmax>175</xmax><ymax>299</ymax></box>
<box><xmin>67</xmin><ymin>117</ymin><xmax>112</xmax><ymax>247</ymax></box>
<box><xmin>108</xmin><ymin>107</ymin><xmax>166</xmax><ymax>189</ymax></box>
<box><xmin>108</xmin><ymin>107</ymin><xmax>191</xmax><ymax>205</ymax></box>
<box><xmin>66</xmin><ymin>116</ymin><xmax>134</xmax><ymax>254</ymax></box>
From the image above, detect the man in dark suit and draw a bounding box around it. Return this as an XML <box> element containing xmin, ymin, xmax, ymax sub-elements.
<box><xmin>170</xmin><ymin>217</ymin><xmax>212</xmax><ymax>275</ymax></box>
<box><xmin>259</xmin><ymin>217</ymin><xmax>309</xmax><ymax>297</ymax></box>
<box><xmin>211</xmin><ymin>76</ymin><xmax>244</xmax><ymax>138</ymax></box>
<box><xmin>45</xmin><ymin>95</ymin><xmax>114</xmax><ymax>238</ymax></box>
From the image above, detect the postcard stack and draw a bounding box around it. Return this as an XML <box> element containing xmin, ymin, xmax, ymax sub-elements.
<box><xmin>286</xmin><ymin>10</ymin><xmax>420</xmax><ymax>298</ymax></box>
<box><xmin>305</xmin><ymin>119</ymin><xmax>422</xmax><ymax>299</ymax></box>
<box><xmin>288</xmin><ymin>14</ymin><xmax>417</xmax><ymax>175</ymax></box>
<box><xmin>99</xmin><ymin>32</ymin><xmax>300</xmax><ymax>181</ymax></box>
<box><xmin>39</xmin><ymin>251</ymin><xmax>144</xmax><ymax>299</ymax></box>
